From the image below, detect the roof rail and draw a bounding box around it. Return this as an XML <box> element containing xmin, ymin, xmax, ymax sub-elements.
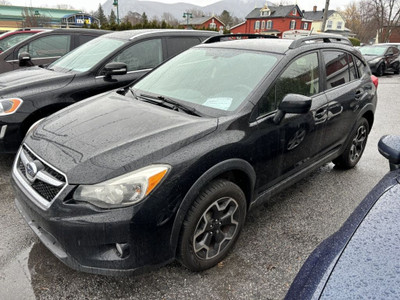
<box><xmin>203</xmin><ymin>33</ymin><xmax>278</xmax><ymax>44</ymax></box>
<box><xmin>289</xmin><ymin>35</ymin><xmax>352</xmax><ymax>49</ymax></box>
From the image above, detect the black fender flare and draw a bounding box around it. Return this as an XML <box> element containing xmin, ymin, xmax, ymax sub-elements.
<box><xmin>169</xmin><ymin>158</ymin><xmax>256</xmax><ymax>255</ymax></box>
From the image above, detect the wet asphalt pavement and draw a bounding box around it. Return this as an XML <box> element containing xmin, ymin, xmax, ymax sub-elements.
<box><xmin>0</xmin><ymin>76</ymin><xmax>398</xmax><ymax>299</ymax></box>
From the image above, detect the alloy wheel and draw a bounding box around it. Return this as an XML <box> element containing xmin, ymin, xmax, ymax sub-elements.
<box><xmin>193</xmin><ymin>197</ymin><xmax>239</xmax><ymax>260</ymax></box>
<box><xmin>349</xmin><ymin>124</ymin><xmax>367</xmax><ymax>163</ymax></box>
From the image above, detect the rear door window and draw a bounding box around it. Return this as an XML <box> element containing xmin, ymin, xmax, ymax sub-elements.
<box><xmin>323</xmin><ymin>51</ymin><xmax>353</xmax><ymax>89</ymax></box>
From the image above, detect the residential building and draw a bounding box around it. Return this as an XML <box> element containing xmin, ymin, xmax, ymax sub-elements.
<box><xmin>303</xmin><ymin>6</ymin><xmax>352</xmax><ymax>36</ymax></box>
<box><xmin>180</xmin><ymin>16</ymin><xmax>225</xmax><ymax>32</ymax></box>
<box><xmin>230</xmin><ymin>2</ymin><xmax>312</xmax><ymax>38</ymax></box>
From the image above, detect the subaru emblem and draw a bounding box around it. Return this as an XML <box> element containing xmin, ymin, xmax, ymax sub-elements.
<box><xmin>25</xmin><ymin>160</ymin><xmax>43</xmax><ymax>182</ymax></box>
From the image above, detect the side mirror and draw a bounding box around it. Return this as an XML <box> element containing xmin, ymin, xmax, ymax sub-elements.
<box><xmin>273</xmin><ymin>94</ymin><xmax>312</xmax><ymax>124</ymax></box>
<box><xmin>104</xmin><ymin>62</ymin><xmax>127</xmax><ymax>78</ymax></box>
<box><xmin>18</xmin><ymin>51</ymin><xmax>33</xmax><ymax>67</ymax></box>
<box><xmin>378</xmin><ymin>135</ymin><xmax>400</xmax><ymax>171</ymax></box>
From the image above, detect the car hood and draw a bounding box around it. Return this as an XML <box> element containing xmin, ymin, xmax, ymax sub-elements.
<box><xmin>364</xmin><ymin>54</ymin><xmax>383</xmax><ymax>62</ymax></box>
<box><xmin>319</xmin><ymin>182</ymin><xmax>400</xmax><ymax>298</ymax></box>
<box><xmin>25</xmin><ymin>92</ymin><xmax>218</xmax><ymax>184</ymax></box>
<box><xmin>0</xmin><ymin>66</ymin><xmax>74</xmax><ymax>97</ymax></box>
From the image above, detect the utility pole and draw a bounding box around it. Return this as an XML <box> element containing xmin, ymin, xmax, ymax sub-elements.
<box><xmin>321</xmin><ymin>0</ymin><xmax>330</xmax><ymax>32</ymax></box>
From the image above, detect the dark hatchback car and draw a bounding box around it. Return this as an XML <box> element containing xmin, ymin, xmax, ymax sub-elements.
<box><xmin>0</xmin><ymin>28</ymin><xmax>44</xmax><ymax>53</ymax></box>
<box><xmin>0</xmin><ymin>28</ymin><xmax>109</xmax><ymax>74</ymax></box>
<box><xmin>0</xmin><ymin>29</ymin><xmax>218</xmax><ymax>152</ymax></box>
<box><xmin>285</xmin><ymin>135</ymin><xmax>400</xmax><ymax>299</ymax></box>
<box><xmin>359</xmin><ymin>44</ymin><xmax>400</xmax><ymax>76</ymax></box>
<box><xmin>12</xmin><ymin>35</ymin><xmax>378</xmax><ymax>275</ymax></box>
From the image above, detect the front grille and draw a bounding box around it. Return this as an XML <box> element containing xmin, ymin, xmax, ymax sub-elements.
<box><xmin>16</xmin><ymin>145</ymin><xmax>67</xmax><ymax>203</ymax></box>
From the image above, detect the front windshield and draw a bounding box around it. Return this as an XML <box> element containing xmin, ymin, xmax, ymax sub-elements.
<box><xmin>49</xmin><ymin>37</ymin><xmax>125</xmax><ymax>73</ymax></box>
<box><xmin>359</xmin><ymin>46</ymin><xmax>387</xmax><ymax>56</ymax></box>
<box><xmin>133</xmin><ymin>47</ymin><xmax>278</xmax><ymax>114</ymax></box>
<box><xmin>0</xmin><ymin>33</ymin><xmax>35</xmax><ymax>52</ymax></box>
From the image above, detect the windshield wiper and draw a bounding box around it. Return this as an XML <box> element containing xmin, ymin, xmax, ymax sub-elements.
<box><xmin>137</xmin><ymin>92</ymin><xmax>201</xmax><ymax>117</ymax></box>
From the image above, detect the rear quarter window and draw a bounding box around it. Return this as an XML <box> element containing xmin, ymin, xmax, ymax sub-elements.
<box><xmin>166</xmin><ymin>37</ymin><xmax>202</xmax><ymax>58</ymax></box>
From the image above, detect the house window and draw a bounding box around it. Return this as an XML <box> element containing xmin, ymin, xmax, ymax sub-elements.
<box><xmin>337</xmin><ymin>21</ymin><xmax>343</xmax><ymax>30</ymax></box>
<box><xmin>266</xmin><ymin>20</ymin><xmax>272</xmax><ymax>29</ymax></box>
<box><xmin>290</xmin><ymin>20</ymin><xmax>296</xmax><ymax>29</ymax></box>
<box><xmin>262</xmin><ymin>10</ymin><xmax>271</xmax><ymax>16</ymax></box>
<box><xmin>209</xmin><ymin>22</ymin><xmax>216</xmax><ymax>29</ymax></box>
<box><xmin>255</xmin><ymin>21</ymin><xmax>260</xmax><ymax>30</ymax></box>
<box><xmin>303</xmin><ymin>22</ymin><xmax>308</xmax><ymax>30</ymax></box>
<box><xmin>261</xmin><ymin>20</ymin><xmax>265</xmax><ymax>29</ymax></box>
<box><xmin>327</xmin><ymin>20</ymin><xmax>333</xmax><ymax>29</ymax></box>
<box><xmin>292</xmin><ymin>8</ymin><xmax>297</xmax><ymax>15</ymax></box>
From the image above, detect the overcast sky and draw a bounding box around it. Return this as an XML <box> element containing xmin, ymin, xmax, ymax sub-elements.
<box><xmin>9</xmin><ymin>0</ymin><xmax>350</xmax><ymax>14</ymax></box>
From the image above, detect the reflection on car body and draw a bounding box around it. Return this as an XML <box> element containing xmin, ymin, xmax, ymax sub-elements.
<box><xmin>286</xmin><ymin>135</ymin><xmax>400</xmax><ymax>299</ymax></box>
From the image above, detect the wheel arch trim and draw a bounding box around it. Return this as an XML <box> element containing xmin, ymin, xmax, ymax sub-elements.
<box><xmin>169</xmin><ymin>158</ymin><xmax>256</xmax><ymax>255</ymax></box>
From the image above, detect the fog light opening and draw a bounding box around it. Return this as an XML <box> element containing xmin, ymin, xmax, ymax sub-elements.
<box><xmin>116</xmin><ymin>243</ymin><xmax>130</xmax><ymax>258</ymax></box>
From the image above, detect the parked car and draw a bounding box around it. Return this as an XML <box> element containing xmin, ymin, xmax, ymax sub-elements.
<box><xmin>0</xmin><ymin>29</ymin><xmax>218</xmax><ymax>153</ymax></box>
<box><xmin>12</xmin><ymin>35</ymin><xmax>378</xmax><ymax>275</ymax></box>
<box><xmin>0</xmin><ymin>28</ymin><xmax>45</xmax><ymax>53</ymax></box>
<box><xmin>359</xmin><ymin>44</ymin><xmax>400</xmax><ymax>76</ymax></box>
<box><xmin>0</xmin><ymin>28</ymin><xmax>109</xmax><ymax>74</ymax></box>
<box><xmin>285</xmin><ymin>135</ymin><xmax>400</xmax><ymax>299</ymax></box>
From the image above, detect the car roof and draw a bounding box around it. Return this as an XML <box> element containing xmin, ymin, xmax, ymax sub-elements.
<box><xmin>199</xmin><ymin>38</ymin><xmax>294</xmax><ymax>53</ymax></box>
<box><xmin>198</xmin><ymin>34</ymin><xmax>353</xmax><ymax>54</ymax></box>
<box><xmin>49</xmin><ymin>28</ymin><xmax>110</xmax><ymax>35</ymax></box>
<box><xmin>102</xmin><ymin>29</ymin><xmax>219</xmax><ymax>41</ymax></box>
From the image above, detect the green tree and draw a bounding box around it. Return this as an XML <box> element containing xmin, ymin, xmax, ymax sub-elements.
<box><xmin>109</xmin><ymin>10</ymin><xmax>117</xmax><ymax>25</ymax></box>
<box><xmin>95</xmin><ymin>4</ymin><xmax>108</xmax><ymax>28</ymax></box>
<box><xmin>219</xmin><ymin>10</ymin><xmax>233</xmax><ymax>27</ymax></box>
<box><xmin>141</xmin><ymin>12</ymin><xmax>148</xmax><ymax>25</ymax></box>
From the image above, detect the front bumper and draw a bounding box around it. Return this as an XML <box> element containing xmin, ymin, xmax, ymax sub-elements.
<box><xmin>12</xmin><ymin>165</ymin><xmax>175</xmax><ymax>276</ymax></box>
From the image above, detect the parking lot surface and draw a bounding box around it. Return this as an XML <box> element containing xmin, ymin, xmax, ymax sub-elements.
<box><xmin>0</xmin><ymin>76</ymin><xmax>398</xmax><ymax>299</ymax></box>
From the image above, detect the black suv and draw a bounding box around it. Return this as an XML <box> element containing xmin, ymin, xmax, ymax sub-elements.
<box><xmin>359</xmin><ymin>44</ymin><xmax>400</xmax><ymax>76</ymax></box>
<box><xmin>0</xmin><ymin>28</ymin><xmax>109</xmax><ymax>74</ymax></box>
<box><xmin>0</xmin><ymin>29</ymin><xmax>218</xmax><ymax>152</ymax></box>
<box><xmin>12</xmin><ymin>35</ymin><xmax>378</xmax><ymax>275</ymax></box>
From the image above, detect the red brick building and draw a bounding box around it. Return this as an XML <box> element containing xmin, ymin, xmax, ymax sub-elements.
<box><xmin>230</xmin><ymin>3</ymin><xmax>312</xmax><ymax>38</ymax></box>
<box><xmin>180</xmin><ymin>16</ymin><xmax>225</xmax><ymax>32</ymax></box>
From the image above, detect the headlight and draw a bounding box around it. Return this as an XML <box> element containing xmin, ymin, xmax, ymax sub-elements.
<box><xmin>73</xmin><ymin>165</ymin><xmax>170</xmax><ymax>208</ymax></box>
<box><xmin>0</xmin><ymin>98</ymin><xmax>23</xmax><ymax>116</ymax></box>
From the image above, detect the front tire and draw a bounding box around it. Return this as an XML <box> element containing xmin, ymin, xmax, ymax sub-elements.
<box><xmin>394</xmin><ymin>62</ymin><xmax>400</xmax><ymax>74</ymax></box>
<box><xmin>333</xmin><ymin>117</ymin><xmax>369</xmax><ymax>169</ymax></box>
<box><xmin>376</xmin><ymin>63</ymin><xmax>385</xmax><ymax>76</ymax></box>
<box><xmin>178</xmin><ymin>179</ymin><xmax>247</xmax><ymax>271</ymax></box>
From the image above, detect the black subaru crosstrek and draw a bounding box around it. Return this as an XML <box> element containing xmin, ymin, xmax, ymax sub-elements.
<box><xmin>12</xmin><ymin>35</ymin><xmax>378</xmax><ymax>275</ymax></box>
<box><xmin>0</xmin><ymin>29</ymin><xmax>217</xmax><ymax>152</ymax></box>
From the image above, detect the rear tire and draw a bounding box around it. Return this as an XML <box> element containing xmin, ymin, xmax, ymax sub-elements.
<box><xmin>333</xmin><ymin>117</ymin><xmax>369</xmax><ymax>169</ymax></box>
<box><xmin>178</xmin><ymin>179</ymin><xmax>247</xmax><ymax>271</ymax></box>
